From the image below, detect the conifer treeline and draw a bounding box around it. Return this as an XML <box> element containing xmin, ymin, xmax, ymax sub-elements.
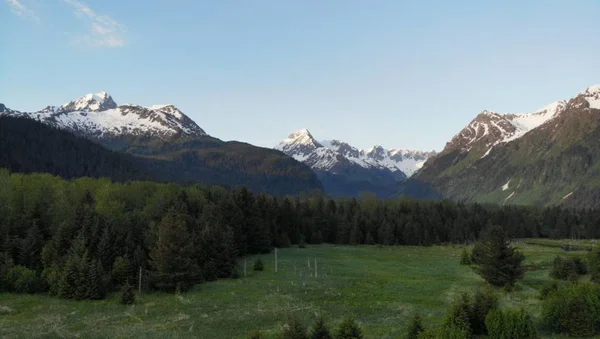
<box><xmin>1</xmin><ymin>169</ymin><xmax>599</xmax><ymax>298</ymax></box>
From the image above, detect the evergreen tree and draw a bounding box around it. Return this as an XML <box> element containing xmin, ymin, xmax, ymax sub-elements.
<box><xmin>120</xmin><ymin>282</ymin><xmax>135</xmax><ymax>305</ymax></box>
<box><xmin>149</xmin><ymin>208</ymin><xmax>199</xmax><ymax>292</ymax></box>
<box><xmin>253</xmin><ymin>257</ymin><xmax>264</xmax><ymax>271</ymax></box>
<box><xmin>87</xmin><ymin>259</ymin><xmax>106</xmax><ymax>300</ymax></box>
<box><xmin>335</xmin><ymin>317</ymin><xmax>363</xmax><ymax>339</ymax></box>
<box><xmin>405</xmin><ymin>313</ymin><xmax>424</xmax><ymax>339</ymax></box>
<box><xmin>471</xmin><ymin>226</ymin><xmax>524</xmax><ymax>287</ymax></box>
<box><xmin>281</xmin><ymin>318</ymin><xmax>308</xmax><ymax>339</ymax></box>
<box><xmin>459</xmin><ymin>248</ymin><xmax>472</xmax><ymax>265</ymax></box>
<box><xmin>19</xmin><ymin>220</ymin><xmax>44</xmax><ymax>271</ymax></box>
<box><xmin>310</xmin><ymin>316</ymin><xmax>333</xmax><ymax>339</ymax></box>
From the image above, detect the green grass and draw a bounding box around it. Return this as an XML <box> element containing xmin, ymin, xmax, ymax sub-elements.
<box><xmin>0</xmin><ymin>244</ymin><xmax>589</xmax><ymax>338</ymax></box>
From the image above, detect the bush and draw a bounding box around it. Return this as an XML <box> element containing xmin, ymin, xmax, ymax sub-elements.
<box><xmin>311</xmin><ymin>316</ymin><xmax>333</xmax><ymax>339</ymax></box>
<box><xmin>486</xmin><ymin>308</ymin><xmax>536</xmax><ymax>339</ymax></box>
<box><xmin>335</xmin><ymin>317</ymin><xmax>363</xmax><ymax>339</ymax></box>
<box><xmin>539</xmin><ymin>281</ymin><xmax>559</xmax><ymax>300</ymax></box>
<box><xmin>406</xmin><ymin>313</ymin><xmax>425</xmax><ymax>339</ymax></box>
<box><xmin>281</xmin><ymin>317</ymin><xmax>308</xmax><ymax>339</ymax></box>
<box><xmin>5</xmin><ymin>265</ymin><xmax>46</xmax><ymax>294</ymax></box>
<box><xmin>249</xmin><ymin>330</ymin><xmax>265</xmax><ymax>339</ymax></box>
<box><xmin>443</xmin><ymin>293</ymin><xmax>472</xmax><ymax>336</ymax></box>
<box><xmin>417</xmin><ymin>325</ymin><xmax>470</xmax><ymax>339</ymax></box>
<box><xmin>543</xmin><ymin>282</ymin><xmax>600</xmax><ymax>337</ymax></box>
<box><xmin>299</xmin><ymin>235</ymin><xmax>307</xmax><ymax>249</ymax></box>
<box><xmin>550</xmin><ymin>256</ymin><xmax>586</xmax><ymax>281</ymax></box>
<box><xmin>459</xmin><ymin>248</ymin><xmax>472</xmax><ymax>265</ymax></box>
<box><xmin>470</xmin><ymin>286</ymin><xmax>499</xmax><ymax>335</ymax></box>
<box><xmin>120</xmin><ymin>283</ymin><xmax>135</xmax><ymax>305</ymax></box>
<box><xmin>253</xmin><ymin>257</ymin><xmax>264</xmax><ymax>271</ymax></box>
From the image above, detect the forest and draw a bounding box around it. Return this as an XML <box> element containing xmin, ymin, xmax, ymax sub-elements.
<box><xmin>1</xmin><ymin>168</ymin><xmax>599</xmax><ymax>300</ymax></box>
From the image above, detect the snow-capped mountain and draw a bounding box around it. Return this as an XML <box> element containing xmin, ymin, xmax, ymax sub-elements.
<box><xmin>417</xmin><ymin>84</ymin><xmax>600</xmax><ymax>206</ymax></box>
<box><xmin>1</xmin><ymin>91</ymin><xmax>206</xmax><ymax>139</ymax></box>
<box><xmin>275</xmin><ymin>129</ymin><xmax>435</xmax><ymax>177</ymax></box>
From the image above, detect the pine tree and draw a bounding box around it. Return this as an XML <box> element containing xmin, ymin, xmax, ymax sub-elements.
<box><xmin>149</xmin><ymin>208</ymin><xmax>199</xmax><ymax>292</ymax></box>
<box><xmin>87</xmin><ymin>259</ymin><xmax>106</xmax><ymax>300</ymax></box>
<box><xmin>281</xmin><ymin>318</ymin><xmax>308</xmax><ymax>339</ymax></box>
<box><xmin>472</xmin><ymin>226</ymin><xmax>524</xmax><ymax>287</ymax></box>
<box><xmin>311</xmin><ymin>316</ymin><xmax>333</xmax><ymax>339</ymax></box>
<box><xmin>335</xmin><ymin>317</ymin><xmax>363</xmax><ymax>339</ymax></box>
<box><xmin>460</xmin><ymin>248</ymin><xmax>472</xmax><ymax>265</ymax></box>
<box><xmin>406</xmin><ymin>314</ymin><xmax>424</xmax><ymax>339</ymax></box>
<box><xmin>19</xmin><ymin>220</ymin><xmax>44</xmax><ymax>271</ymax></box>
<box><xmin>120</xmin><ymin>282</ymin><xmax>135</xmax><ymax>305</ymax></box>
<box><xmin>253</xmin><ymin>257</ymin><xmax>264</xmax><ymax>271</ymax></box>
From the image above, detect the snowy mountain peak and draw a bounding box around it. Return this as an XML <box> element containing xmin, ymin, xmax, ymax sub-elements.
<box><xmin>2</xmin><ymin>92</ymin><xmax>207</xmax><ymax>140</ymax></box>
<box><xmin>60</xmin><ymin>91</ymin><xmax>117</xmax><ymax>113</ymax></box>
<box><xmin>275</xmin><ymin>131</ymin><xmax>434</xmax><ymax>177</ymax></box>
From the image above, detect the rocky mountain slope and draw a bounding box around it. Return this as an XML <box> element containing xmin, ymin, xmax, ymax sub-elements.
<box><xmin>417</xmin><ymin>85</ymin><xmax>600</xmax><ymax>207</ymax></box>
<box><xmin>0</xmin><ymin>93</ymin><xmax>322</xmax><ymax>196</ymax></box>
<box><xmin>276</xmin><ymin>129</ymin><xmax>435</xmax><ymax>197</ymax></box>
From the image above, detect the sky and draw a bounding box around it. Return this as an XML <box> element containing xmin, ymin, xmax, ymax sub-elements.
<box><xmin>2</xmin><ymin>0</ymin><xmax>600</xmax><ymax>151</ymax></box>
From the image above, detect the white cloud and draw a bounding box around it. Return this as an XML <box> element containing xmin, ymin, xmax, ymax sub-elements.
<box><xmin>63</xmin><ymin>0</ymin><xmax>126</xmax><ymax>48</ymax></box>
<box><xmin>5</xmin><ymin>0</ymin><xmax>40</xmax><ymax>22</ymax></box>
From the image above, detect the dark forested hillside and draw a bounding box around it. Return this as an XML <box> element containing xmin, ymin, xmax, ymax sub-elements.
<box><xmin>0</xmin><ymin>116</ymin><xmax>151</xmax><ymax>182</ymax></box>
<box><xmin>1</xmin><ymin>171</ymin><xmax>599</xmax><ymax>299</ymax></box>
<box><xmin>0</xmin><ymin>116</ymin><xmax>322</xmax><ymax>196</ymax></box>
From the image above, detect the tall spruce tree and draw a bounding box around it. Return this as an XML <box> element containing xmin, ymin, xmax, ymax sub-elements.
<box><xmin>149</xmin><ymin>208</ymin><xmax>199</xmax><ymax>292</ymax></box>
<box><xmin>472</xmin><ymin>225</ymin><xmax>524</xmax><ymax>287</ymax></box>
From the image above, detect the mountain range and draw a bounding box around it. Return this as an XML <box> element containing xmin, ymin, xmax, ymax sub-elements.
<box><xmin>4</xmin><ymin>85</ymin><xmax>600</xmax><ymax>206</ymax></box>
<box><xmin>275</xmin><ymin>129</ymin><xmax>435</xmax><ymax>197</ymax></box>
<box><xmin>0</xmin><ymin>92</ymin><xmax>322</xmax><ymax>196</ymax></box>
<box><xmin>417</xmin><ymin>85</ymin><xmax>600</xmax><ymax>207</ymax></box>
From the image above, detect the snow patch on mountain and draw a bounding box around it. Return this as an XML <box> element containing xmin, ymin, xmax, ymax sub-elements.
<box><xmin>502</xmin><ymin>180</ymin><xmax>510</xmax><ymax>191</ymax></box>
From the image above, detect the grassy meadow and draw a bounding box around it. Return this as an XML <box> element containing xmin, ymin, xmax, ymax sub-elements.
<box><xmin>0</xmin><ymin>242</ymin><xmax>590</xmax><ymax>338</ymax></box>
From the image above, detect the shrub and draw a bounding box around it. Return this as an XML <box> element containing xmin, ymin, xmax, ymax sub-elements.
<box><xmin>539</xmin><ymin>281</ymin><xmax>559</xmax><ymax>300</ymax></box>
<box><xmin>311</xmin><ymin>316</ymin><xmax>333</xmax><ymax>339</ymax></box>
<box><xmin>249</xmin><ymin>330</ymin><xmax>265</xmax><ymax>339</ymax></box>
<box><xmin>406</xmin><ymin>313</ymin><xmax>425</xmax><ymax>339</ymax></box>
<box><xmin>417</xmin><ymin>325</ymin><xmax>470</xmax><ymax>339</ymax></box>
<box><xmin>5</xmin><ymin>265</ymin><xmax>46</xmax><ymax>294</ymax></box>
<box><xmin>486</xmin><ymin>308</ymin><xmax>536</xmax><ymax>339</ymax></box>
<box><xmin>120</xmin><ymin>283</ymin><xmax>135</xmax><ymax>305</ymax></box>
<box><xmin>543</xmin><ymin>282</ymin><xmax>600</xmax><ymax>336</ymax></box>
<box><xmin>470</xmin><ymin>286</ymin><xmax>499</xmax><ymax>335</ymax></box>
<box><xmin>281</xmin><ymin>317</ymin><xmax>308</xmax><ymax>339</ymax></box>
<box><xmin>550</xmin><ymin>256</ymin><xmax>586</xmax><ymax>281</ymax></box>
<box><xmin>335</xmin><ymin>317</ymin><xmax>363</xmax><ymax>339</ymax></box>
<box><xmin>460</xmin><ymin>248</ymin><xmax>472</xmax><ymax>265</ymax></box>
<box><xmin>443</xmin><ymin>293</ymin><xmax>472</xmax><ymax>335</ymax></box>
<box><xmin>253</xmin><ymin>257</ymin><xmax>264</xmax><ymax>271</ymax></box>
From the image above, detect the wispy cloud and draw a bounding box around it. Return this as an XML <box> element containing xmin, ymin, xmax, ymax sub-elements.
<box><xmin>5</xmin><ymin>0</ymin><xmax>40</xmax><ymax>22</ymax></box>
<box><xmin>63</xmin><ymin>0</ymin><xmax>126</xmax><ymax>48</ymax></box>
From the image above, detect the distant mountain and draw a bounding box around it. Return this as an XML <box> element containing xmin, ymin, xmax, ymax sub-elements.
<box><xmin>3</xmin><ymin>91</ymin><xmax>206</xmax><ymax>140</ymax></box>
<box><xmin>275</xmin><ymin>129</ymin><xmax>435</xmax><ymax>198</ymax></box>
<box><xmin>0</xmin><ymin>93</ymin><xmax>322</xmax><ymax>196</ymax></box>
<box><xmin>417</xmin><ymin>85</ymin><xmax>600</xmax><ymax>207</ymax></box>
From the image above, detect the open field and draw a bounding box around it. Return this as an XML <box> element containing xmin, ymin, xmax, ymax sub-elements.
<box><xmin>0</xmin><ymin>243</ymin><xmax>591</xmax><ymax>338</ymax></box>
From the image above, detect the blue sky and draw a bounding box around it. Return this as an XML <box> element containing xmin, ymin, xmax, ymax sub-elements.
<box><xmin>2</xmin><ymin>0</ymin><xmax>600</xmax><ymax>151</ymax></box>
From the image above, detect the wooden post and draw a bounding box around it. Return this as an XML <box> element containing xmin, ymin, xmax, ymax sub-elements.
<box><xmin>275</xmin><ymin>247</ymin><xmax>278</xmax><ymax>272</ymax></box>
<box><xmin>314</xmin><ymin>258</ymin><xmax>317</xmax><ymax>278</ymax></box>
<box><xmin>138</xmin><ymin>266</ymin><xmax>142</xmax><ymax>293</ymax></box>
